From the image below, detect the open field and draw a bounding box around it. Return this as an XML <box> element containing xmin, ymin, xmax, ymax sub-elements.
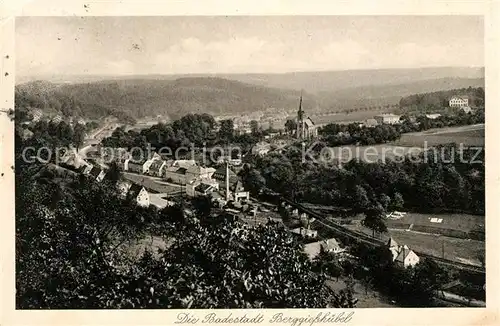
<box><xmin>321</xmin><ymin>144</ymin><xmax>423</xmax><ymax>164</ymax></box>
<box><xmin>312</xmin><ymin>110</ymin><xmax>386</xmax><ymax>126</ymax></box>
<box><xmin>392</xmin><ymin>124</ymin><xmax>485</xmax><ymax>147</ymax></box>
<box><xmin>386</xmin><ymin>212</ymin><xmax>484</xmax><ymax>234</ymax></box>
<box><xmin>345</xmin><ymin>223</ymin><xmax>484</xmax><ymax>267</ymax></box>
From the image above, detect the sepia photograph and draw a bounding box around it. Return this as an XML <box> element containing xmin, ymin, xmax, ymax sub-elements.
<box><xmin>11</xmin><ymin>14</ymin><xmax>487</xmax><ymax>311</ymax></box>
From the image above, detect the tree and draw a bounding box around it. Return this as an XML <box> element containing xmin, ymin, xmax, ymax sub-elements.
<box><xmin>391</xmin><ymin>192</ymin><xmax>405</xmax><ymax>210</ymax></box>
<box><xmin>218</xmin><ymin>119</ymin><xmax>234</xmax><ymax>143</ymax></box>
<box><xmin>284</xmin><ymin>119</ymin><xmax>297</xmax><ymax>135</ymax></box>
<box><xmin>242</xmin><ymin>168</ymin><xmax>266</xmax><ymax>195</ymax></box>
<box><xmin>379</xmin><ymin>194</ymin><xmax>391</xmax><ymax>210</ymax></box>
<box><xmin>191</xmin><ymin>195</ymin><xmax>212</xmax><ymax>220</ymax></box>
<box><xmin>362</xmin><ymin>205</ymin><xmax>387</xmax><ymax>237</ymax></box>
<box><xmin>250</xmin><ymin>120</ymin><xmax>260</xmax><ymax>136</ymax></box>
<box><xmin>73</xmin><ymin>123</ymin><xmax>86</xmax><ymax>151</ymax></box>
<box><xmin>105</xmin><ymin>161</ymin><xmax>121</xmax><ymax>185</ymax></box>
<box><xmin>352</xmin><ymin>185</ymin><xmax>371</xmax><ymax>211</ymax></box>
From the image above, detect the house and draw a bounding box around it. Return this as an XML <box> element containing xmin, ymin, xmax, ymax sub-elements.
<box><xmin>31</xmin><ymin>109</ymin><xmax>43</xmax><ymax>122</ymax></box>
<box><xmin>117</xmin><ymin>157</ymin><xmax>130</xmax><ymax>171</ymax></box>
<box><xmin>127</xmin><ymin>184</ymin><xmax>150</xmax><ymax>207</ymax></box>
<box><xmin>461</xmin><ymin>106</ymin><xmax>473</xmax><ymax>114</ymax></box>
<box><xmin>186</xmin><ymin>165</ymin><xmax>216</xmax><ymax>180</ymax></box>
<box><xmin>77</xmin><ymin>118</ymin><xmax>86</xmax><ymax>125</ymax></box>
<box><xmin>231</xmin><ymin>180</ymin><xmax>250</xmax><ymax>201</ymax></box>
<box><xmin>251</xmin><ymin>141</ymin><xmax>272</xmax><ymax>156</ymax></box>
<box><xmin>163</xmin><ymin>164</ymin><xmax>216</xmax><ymax>185</ymax></box>
<box><xmin>172</xmin><ymin>159</ymin><xmax>196</xmax><ymax>169</ymax></box>
<box><xmin>374</xmin><ymin>113</ymin><xmax>401</xmax><ymax>125</ymax></box>
<box><xmin>363</xmin><ymin>118</ymin><xmax>378</xmax><ymax>127</ymax></box>
<box><xmin>449</xmin><ymin>96</ymin><xmax>469</xmax><ymax>108</ymax></box>
<box><xmin>149</xmin><ymin>193</ymin><xmax>176</xmax><ymax>209</ymax></box>
<box><xmin>127</xmin><ymin>152</ymin><xmax>161</xmax><ymax>174</ymax></box>
<box><xmin>127</xmin><ymin>159</ymin><xmax>146</xmax><ymax>174</ymax></box>
<box><xmin>387</xmin><ymin>238</ymin><xmax>420</xmax><ymax>268</ymax></box>
<box><xmin>51</xmin><ymin>115</ymin><xmax>62</xmax><ymax>124</ymax></box>
<box><xmin>302</xmin><ymin>238</ymin><xmax>344</xmax><ymax>261</ymax></box>
<box><xmin>60</xmin><ymin>149</ymin><xmax>85</xmax><ymax>169</ymax></box>
<box><xmin>89</xmin><ymin>166</ymin><xmax>106</xmax><ymax>182</ymax></box>
<box><xmin>213</xmin><ymin>165</ymin><xmax>238</xmax><ymax>186</ymax></box>
<box><xmin>77</xmin><ymin>163</ymin><xmax>93</xmax><ymax>175</ymax></box>
<box><xmin>212</xmin><ymin>163</ymin><xmax>249</xmax><ymax>202</ymax></box>
<box><xmin>290</xmin><ymin>227</ymin><xmax>318</xmax><ymax>239</ymax></box>
<box><xmin>426</xmin><ymin>113</ymin><xmax>442</xmax><ymax>120</ymax></box>
<box><xmin>186</xmin><ymin>179</ymin><xmax>220</xmax><ymax>197</ymax></box>
<box><xmin>20</xmin><ymin>128</ymin><xmax>34</xmax><ymax>140</ymax></box>
<box><xmin>216</xmin><ymin>154</ymin><xmax>242</xmax><ymax>166</ymax></box>
<box><xmin>147</xmin><ymin>159</ymin><xmax>167</xmax><ymax>177</ymax></box>
<box><xmin>320</xmin><ymin>238</ymin><xmax>344</xmax><ymax>254</ymax></box>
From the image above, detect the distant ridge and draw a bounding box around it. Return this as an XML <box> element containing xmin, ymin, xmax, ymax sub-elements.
<box><xmin>17</xmin><ymin>66</ymin><xmax>484</xmax><ymax>93</ymax></box>
<box><xmin>15</xmin><ymin>70</ymin><xmax>484</xmax><ymax>121</ymax></box>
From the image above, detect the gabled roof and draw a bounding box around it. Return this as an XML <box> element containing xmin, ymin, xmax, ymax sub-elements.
<box><xmin>149</xmin><ymin>160</ymin><xmax>165</xmax><ymax>172</ymax></box>
<box><xmin>303</xmin><ymin>241</ymin><xmax>322</xmax><ymax>260</ymax></box>
<box><xmin>387</xmin><ymin>237</ymin><xmax>399</xmax><ymax>248</ymax></box>
<box><xmin>77</xmin><ymin>165</ymin><xmax>90</xmax><ymax>174</ymax></box>
<box><xmin>304</xmin><ymin>117</ymin><xmax>315</xmax><ymax>127</ymax></box>
<box><xmin>395</xmin><ymin>246</ymin><xmax>413</xmax><ymax>264</ymax></box>
<box><xmin>195</xmin><ymin>183</ymin><xmax>214</xmax><ymax>194</ymax></box>
<box><xmin>213</xmin><ymin>166</ymin><xmax>237</xmax><ymax>180</ymax></box>
<box><xmin>321</xmin><ymin>238</ymin><xmax>341</xmax><ymax>251</ymax></box>
<box><xmin>128</xmin><ymin>184</ymin><xmax>145</xmax><ymax>198</ymax></box>
<box><xmin>450</xmin><ymin>95</ymin><xmax>469</xmax><ymax>100</ymax></box>
<box><xmin>89</xmin><ymin>166</ymin><xmax>102</xmax><ymax>177</ymax></box>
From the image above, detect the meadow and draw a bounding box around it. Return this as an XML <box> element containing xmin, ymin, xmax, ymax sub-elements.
<box><xmin>392</xmin><ymin>124</ymin><xmax>485</xmax><ymax>147</ymax></box>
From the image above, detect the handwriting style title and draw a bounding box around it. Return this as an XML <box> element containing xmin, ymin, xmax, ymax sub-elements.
<box><xmin>175</xmin><ymin>311</ymin><xmax>354</xmax><ymax>326</ymax></box>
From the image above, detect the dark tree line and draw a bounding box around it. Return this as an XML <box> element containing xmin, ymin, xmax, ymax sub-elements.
<box><xmin>244</xmin><ymin>144</ymin><xmax>484</xmax><ymax>216</ymax></box>
<box><xmin>102</xmin><ymin>115</ymin><xmax>265</xmax><ymax>155</ymax></box>
<box><xmin>319</xmin><ymin>123</ymin><xmax>401</xmax><ymax>146</ymax></box>
<box><xmin>399</xmin><ymin>86</ymin><xmax>484</xmax><ymax>111</ymax></box>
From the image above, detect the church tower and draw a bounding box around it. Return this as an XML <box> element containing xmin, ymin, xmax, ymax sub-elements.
<box><xmin>296</xmin><ymin>93</ymin><xmax>304</xmax><ymax>139</ymax></box>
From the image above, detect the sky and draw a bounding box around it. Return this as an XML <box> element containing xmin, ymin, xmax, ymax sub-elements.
<box><xmin>15</xmin><ymin>16</ymin><xmax>484</xmax><ymax>77</ymax></box>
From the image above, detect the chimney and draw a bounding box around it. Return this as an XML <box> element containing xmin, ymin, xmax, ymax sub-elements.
<box><xmin>225</xmin><ymin>161</ymin><xmax>230</xmax><ymax>201</ymax></box>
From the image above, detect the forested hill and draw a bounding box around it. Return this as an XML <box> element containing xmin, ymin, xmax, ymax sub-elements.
<box><xmin>15</xmin><ymin>77</ymin><xmax>317</xmax><ymax>121</ymax></box>
<box><xmin>399</xmin><ymin>86</ymin><xmax>485</xmax><ymax>110</ymax></box>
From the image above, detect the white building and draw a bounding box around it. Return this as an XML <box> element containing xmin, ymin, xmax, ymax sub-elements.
<box><xmin>387</xmin><ymin>238</ymin><xmax>420</xmax><ymax>268</ymax></box>
<box><xmin>186</xmin><ymin>179</ymin><xmax>219</xmax><ymax>197</ymax></box>
<box><xmin>129</xmin><ymin>184</ymin><xmax>150</xmax><ymax>207</ymax></box>
<box><xmin>290</xmin><ymin>227</ymin><xmax>318</xmax><ymax>239</ymax></box>
<box><xmin>31</xmin><ymin>109</ymin><xmax>43</xmax><ymax>122</ymax></box>
<box><xmin>51</xmin><ymin>115</ymin><xmax>62</xmax><ymax>124</ymax></box>
<box><xmin>449</xmin><ymin>96</ymin><xmax>469</xmax><ymax>108</ymax></box>
<box><xmin>251</xmin><ymin>141</ymin><xmax>272</xmax><ymax>156</ymax></box>
<box><xmin>461</xmin><ymin>106</ymin><xmax>473</xmax><ymax>114</ymax></box>
<box><xmin>374</xmin><ymin>113</ymin><xmax>401</xmax><ymax>125</ymax></box>
<box><xmin>426</xmin><ymin>113</ymin><xmax>442</xmax><ymax>120</ymax></box>
<box><xmin>303</xmin><ymin>238</ymin><xmax>344</xmax><ymax>261</ymax></box>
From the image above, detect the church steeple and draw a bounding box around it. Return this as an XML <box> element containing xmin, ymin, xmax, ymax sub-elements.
<box><xmin>296</xmin><ymin>91</ymin><xmax>305</xmax><ymax>139</ymax></box>
<box><xmin>297</xmin><ymin>91</ymin><xmax>304</xmax><ymax>121</ymax></box>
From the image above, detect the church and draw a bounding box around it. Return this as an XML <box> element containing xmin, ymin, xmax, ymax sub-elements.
<box><xmin>296</xmin><ymin>94</ymin><xmax>318</xmax><ymax>140</ymax></box>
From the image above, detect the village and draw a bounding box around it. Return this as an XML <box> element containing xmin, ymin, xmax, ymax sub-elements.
<box><xmin>33</xmin><ymin>93</ymin><xmax>482</xmax><ymax>274</ymax></box>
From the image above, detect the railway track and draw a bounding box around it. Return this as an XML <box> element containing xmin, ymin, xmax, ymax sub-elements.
<box><xmin>277</xmin><ymin>195</ymin><xmax>485</xmax><ymax>275</ymax></box>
